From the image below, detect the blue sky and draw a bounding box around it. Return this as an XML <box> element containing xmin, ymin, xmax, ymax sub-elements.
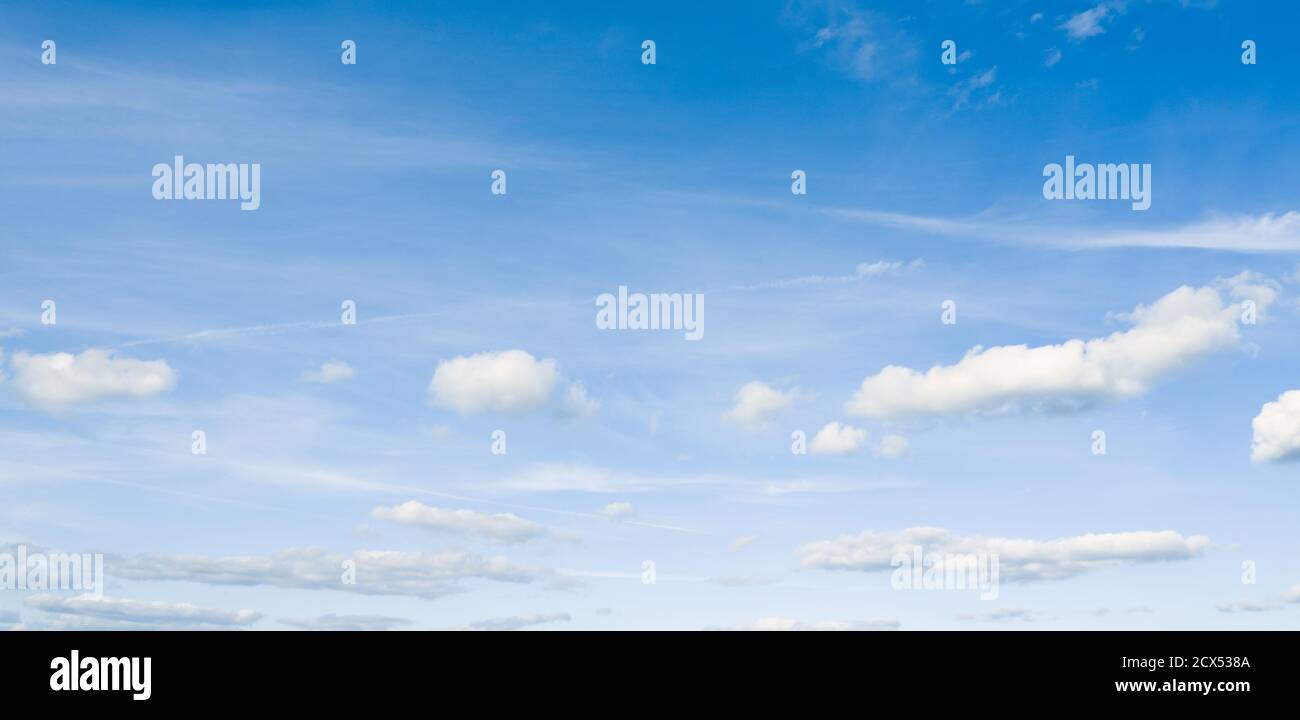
<box><xmin>2</xmin><ymin>0</ymin><xmax>1300</xmax><ymax>630</ymax></box>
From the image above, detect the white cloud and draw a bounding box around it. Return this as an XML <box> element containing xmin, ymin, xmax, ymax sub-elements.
<box><xmin>1215</xmin><ymin>600</ymin><xmax>1283</xmax><ymax>613</ymax></box>
<box><xmin>557</xmin><ymin>382</ymin><xmax>598</xmax><ymax>420</ymax></box>
<box><xmin>427</xmin><ymin>350</ymin><xmax>595</xmax><ymax>419</ymax></box>
<box><xmin>428</xmin><ymin>349</ymin><xmax>559</xmax><ymax>415</ymax></box>
<box><xmin>729</xmin><ymin>535</ymin><xmax>758</xmax><ymax>552</ymax></box>
<box><xmin>301</xmin><ymin>360</ymin><xmax>354</xmax><ymax>383</ymax></box>
<box><xmin>956</xmin><ymin>607</ymin><xmax>1038</xmax><ymax>622</ymax></box>
<box><xmin>809</xmin><ymin>421</ymin><xmax>868</xmax><ymax>455</ymax></box>
<box><xmin>949</xmin><ymin>66</ymin><xmax>997</xmax><ymax>108</ymax></box>
<box><xmin>875</xmin><ymin>434</ymin><xmax>909</xmax><ymax>459</ymax></box>
<box><xmin>1282</xmin><ymin>585</ymin><xmax>1300</xmax><ymax>603</ymax></box>
<box><xmin>280</xmin><ymin>614</ymin><xmax>411</xmax><ymax>630</ymax></box>
<box><xmin>25</xmin><ymin>593</ymin><xmax>260</xmax><ymax>626</ymax></box>
<box><xmin>1060</xmin><ymin>4</ymin><xmax>1112</xmax><ymax>40</ymax></box>
<box><xmin>742</xmin><ymin>259</ymin><xmax>921</xmax><ymax>290</ymax></box>
<box><xmin>371</xmin><ymin>501</ymin><xmax>553</xmax><ymax>544</ymax></box>
<box><xmin>847</xmin><ymin>280</ymin><xmax>1264</xmax><ymax>419</ymax></box>
<box><xmin>855</xmin><ymin>260</ymin><xmax>904</xmax><ymax>277</ymax></box>
<box><xmin>1250</xmin><ymin>390</ymin><xmax>1300</xmax><ymax>463</ymax></box>
<box><xmin>113</xmin><ymin>547</ymin><xmax>552</xmax><ymax>600</ymax></box>
<box><xmin>731</xmin><ymin>616</ymin><xmax>899</xmax><ymax>631</ymax></box>
<box><xmin>467</xmin><ymin>612</ymin><xmax>571</xmax><ymax>631</ymax></box>
<box><xmin>8</xmin><ymin>348</ymin><xmax>176</xmax><ymax>408</ymax></box>
<box><xmin>600</xmin><ymin>502</ymin><xmax>634</xmax><ymax>521</ymax></box>
<box><xmin>1045</xmin><ymin>47</ymin><xmax>1062</xmax><ymax>67</ymax></box>
<box><xmin>725</xmin><ymin>381</ymin><xmax>796</xmax><ymax>429</ymax></box>
<box><xmin>828</xmin><ymin>207</ymin><xmax>1300</xmax><ymax>252</ymax></box>
<box><xmin>795</xmin><ymin>527</ymin><xmax>1209</xmax><ymax>581</ymax></box>
<box><xmin>798</xmin><ymin>7</ymin><xmax>914</xmax><ymax>84</ymax></box>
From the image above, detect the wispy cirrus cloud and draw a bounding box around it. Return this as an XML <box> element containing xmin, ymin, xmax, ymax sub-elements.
<box><xmin>826</xmin><ymin>206</ymin><xmax>1300</xmax><ymax>252</ymax></box>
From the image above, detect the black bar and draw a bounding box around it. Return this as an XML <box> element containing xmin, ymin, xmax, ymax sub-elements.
<box><xmin>0</xmin><ymin>630</ymin><xmax>1286</xmax><ymax>708</ymax></box>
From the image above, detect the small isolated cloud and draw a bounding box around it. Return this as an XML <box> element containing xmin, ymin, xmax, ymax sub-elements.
<box><xmin>556</xmin><ymin>382</ymin><xmax>598</xmax><ymax>420</ymax></box>
<box><xmin>957</xmin><ymin>607</ymin><xmax>1038</xmax><ymax>622</ymax></box>
<box><xmin>468</xmin><ymin>612</ymin><xmax>571</xmax><ymax>631</ymax></box>
<box><xmin>745</xmin><ymin>259</ymin><xmax>921</xmax><ymax>290</ymax></box>
<box><xmin>1045</xmin><ymin>47</ymin><xmax>1062</xmax><ymax>67</ymax></box>
<box><xmin>809</xmin><ymin>421</ymin><xmax>868</xmax><ymax>455</ymax></box>
<box><xmin>875</xmin><ymin>434</ymin><xmax>909</xmax><ymax>459</ymax></box>
<box><xmin>796</xmin><ymin>527</ymin><xmax>1209</xmax><ymax>581</ymax></box>
<box><xmin>797</xmin><ymin>6</ymin><xmax>917</xmax><ymax>84</ymax></box>
<box><xmin>1060</xmin><ymin>4</ymin><xmax>1113</xmax><ymax>40</ymax></box>
<box><xmin>731</xmin><ymin>616</ymin><xmax>899</xmax><ymax>631</ymax></box>
<box><xmin>708</xmin><ymin>575</ymin><xmax>777</xmax><ymax>587</ymax></box>
<box><xmin>725</xmin><ymin>381</ymin><xmax>796</xmax><ymax>430</ymax></box>
<box><xmin>8</xmin><ymin>348</ymin><xmax>176</xmax><ymax>408</ymax></box>
<box><xmin>855</xmin><ymin>260</ymin><xmax>906</xmax><ymax>277</ymax></box>
<box><xmin>280</xmin><ymin>614</ymin><xmax>411</xmax><ymax>630</ymax></box>
<box><xmin>949</xmin><ymin>66</ymin><xmax>997</xmax><ymax>108</ymax></box>
<box><xmin>1250</xmin><ymin>390</ymin><xmax>1300</xmax><ymax>463</ymax></box>
<box><xmin>25</xmin><ymin>593</ymin><xmax>260</xmax><ymax>627</ymax></box>
<box><xmin>600</xmin><ymin>502</ymin><xmax>634</xmax><ymax>521</ymax></box>
<box><xmin>846</xmin><ymin>280</ymin><xmax>1268</xmax><ymax>420</ymax></box>
<box><xmin>1220</xmin><ymin>585</ymin><xmax>1300</xmax><ymax>613</ymax></box>
<box><xmin>371</xmin><ymin>501</ymin><xmax>553</xmax><ymax>544</ymax></box>
<box><xmin>1127</xmin><ymin>26</ymin><xmax>1145</xmax><ymax>50</ymax></box>
<box><xmin>729</xmin><ymin>535</ymin><xmax>758</xmax><ymax>552</ymax></box>
<box><xmin>1215</xmin><ymin>600</ymin><xmax>1283</xmax><ymax>613</ymax></box>
<box><xmin>428</xmin><ymin>349</ymin><xmax>591</xmax><ymax>417</ymax></box>
<box><xmin>301</xmin><ymin>360</ymin><xmax>354</xmax><ymax>383</ymax></box>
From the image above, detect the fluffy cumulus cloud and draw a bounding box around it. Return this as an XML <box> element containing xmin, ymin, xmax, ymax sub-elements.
<box><xmin>113</xmin><ymin>547</ymin><xmax>551</xmax><ymax>600</ymax></box>
<box><xmin>846</xmin><ymin>281</ymin><xmax>1266</xmax><ymax>419</ymax></box>
<box><xmin>795</xmin><ymin>527</ymin><xmax>1209</xmax><ymax>581</ymax></box>
<box><xmin>809</xmin><ymin>421</ymin><xmax>868</xmax><ymax>455</ymax></box>
<box><xmin>428</xmin><ymin>349</ymin><xmax>593</xmax><ymax>418</ymax></box>
<box><xmin>301</xmin><ymin>360</ymin><xmax>354</xmax><ymax>383</ymax></box>
<box><xmin>25</xmin><ymin>593</ymin><xmax>260</xmax><ymax>627</ymax></box>
<box><xmin>7</xmin><ymin>348</ymin><xmax>176</xmax><ymax>408</ymax></box>
<box><xmin>1250</xmin><ymin>390</ymin><xmax>1300</xmax><ymax>463</ymax></box>
<box><xmin>371</xmin><ymin>501</ymin><xmax>553</xmax><ymax>544</ymax></box>
<box><xmin>725</xmin><ymin>381</ymin><xmax>796</xmax><ymax>429</ymax></box>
